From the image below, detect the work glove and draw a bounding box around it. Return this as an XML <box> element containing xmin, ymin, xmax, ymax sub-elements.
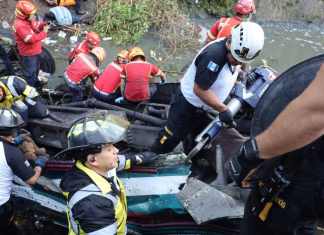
<box><xmin>34</xmin><ymin>155</ymin><xmax>49</xmax><ymax>169</ymax></box>
<box><xmin>226</xmin><ymin>138</ymin><xmax>263</xmax><ymax>187</ymax></box>
<box><xmin>130</xmin><ymin>151</ymin><xmax>159</xmax><ymax>165</ymax></box>
<box><xmin>219</xmin><ymin>109</ymin><xmax>236</xmax><ymax>128</ymax></box>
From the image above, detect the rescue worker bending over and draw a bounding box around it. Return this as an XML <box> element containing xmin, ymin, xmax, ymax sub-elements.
<box><xmin>59</xmin><ymin>113</ymin><xmax>157</xmax><ymax>235</ymax></box>
<box><xmin>14</xmin><ymin>1</ymin><xmax>49</xmax><ymax>88</ymax></box>
<box><xmin>68</xmin><ymin>31</ymin><xmax>101</xmax><ymax>63</ymax></box>
<box><xmin>206</xmin><ymin>0</ymin><xmax>256</xmax><ymax>43</ymax></box>
<box><xmin>122</xmin><ymin>47</ymin><xmax>166</xmax><ymax>103</ymax></box>
<box><xmin>152</xmin><ymin>22</ymin><xmax>264</xmax><ymax>154</ymax></box>
<box><xmin>64</xmin><ymin>46</ymin><xmax>106</xmax><ymax>101</ymax></box>
<box><xmin>0</xmin><ymin>109</ymin><xmax>46</xmax><ymax>233</ymax></box>
<box><xmin>226</xmin><ymin>64</ymin><xmax>324</xmax><ymax>235</ymax></box>
<box><xmin>0</xmin><ymin>76</ymin><xmax>48</xmax><ymax>121</ymax></box>
<box><xmin>93</xmin><ymin>50</ymin><xmax>129</xmax><ymax>103</ymax></box>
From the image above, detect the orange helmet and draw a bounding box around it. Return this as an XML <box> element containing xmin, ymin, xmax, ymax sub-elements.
<box><xmin>91</xmin><ymin>47</ymin><xmax>106</xmax><ymax>63</ymax></box>
<box><xmin>233</xmin><ymin>0</ymin><xmax>256</xmax><ymax>15</ymax></box>
<box><xmin>15</xmin><ymin>1</ymin><xmax>37</xmax><ymax>19</ymax></box>
<box><xmin>128</xmin><ymin>47</ymin><xmax>145</xmax><ymax>61</ymax></box>
<box><xmin>117</xmin><ymin>50</ymin><xmax>129</xmax><ymax>59</ymax></box>
<box><xmin>85</xmin><ymin>32</ymin><xmax>101</xmax><ymax>47</ymax></box>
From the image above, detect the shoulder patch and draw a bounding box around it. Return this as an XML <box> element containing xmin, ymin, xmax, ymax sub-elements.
<box><xmin>207</xmin><ymin>61</ymin><xmax>219</xmax><ymax>72</ymax></box>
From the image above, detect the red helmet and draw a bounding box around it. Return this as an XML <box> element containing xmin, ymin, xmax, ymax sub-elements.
<box><xmin>15</xmin><ymin>1</ymin><xmax>37</xmax><ymax>19</ymax></box>
<box><xmin>233</xmin><ymin>0</ymin><xmax>256</xmax><ymax>15</ymax></box>
<box><xmin>85</xmin><ymin>32</ymin><xmax>101</xmax><ymax>47</ymax></box>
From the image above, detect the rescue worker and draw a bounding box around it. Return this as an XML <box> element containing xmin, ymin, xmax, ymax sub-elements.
<box><xmin>152</xmin><ymin>22</ymin><xmax>264</xmax><ymax>154</ymax></box>
<box><xmin>68</xmin><ymin>31</ymin><xmax>101</xmax><ymax>63</ymax></box>
<box><xmin>59</xmin><ymin>113</ymin><xmax>157</xmax><ymax>235</ymax></box>
<box><xmin>0</xmin><ymin>75</ymin><xmax>48</xmax><ymax>121</ymax></box>
<box><xmin>122</xmin><ymin>47</ymin><xmax>166</xmax><ymax>103</ymax></box>
<box><xmin>226</xmin><ymin>65</ymin><xmax>324</xmax><ymax>234</ymax></box>
<box><xmin>206</xmin><ymin>0</ymin><xmax>256</xmax><ymax>43</ymax></box>
<box><xmin>64</xmin><ymin>46</ymin><xmax>106</xmax><ymax>101</ymax></box>
<box><xmin>14</xmin><ymin>0</ymin><xmax>49</xmax><ymax>88</ymax></box>
<box><xmin>0</xmin><ymin>108</ymin><xmax>47</xmax><ymax>233</ymax></box>
<box><xmin>92</xmin><ymin>50</ymin><xmax>129</xmax><ymax>103</ymax></box>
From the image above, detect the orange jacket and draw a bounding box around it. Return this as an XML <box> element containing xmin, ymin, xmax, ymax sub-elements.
<box><xmin>208</xmin><ymin>16</ymin><xmax>242</xmax><ymax>40</ymax></box>
<box><xmin>122</xmin><ymin>61</ymin><xmax>159</xmax><ymax>102</ymax></box>
<box><xmin>94</xmin><ymin>62</ymin><xmax>124</xmax><ymax>94</ymax></box>
<box><xmin>65</xmin><ymin>53</ymin><xmax>99</xmax><ymax>85</ymax></box>
<box><xmin>13</xmin><ymin>18</ymin><xmax>47</xmax><ymax>56</ymax></box>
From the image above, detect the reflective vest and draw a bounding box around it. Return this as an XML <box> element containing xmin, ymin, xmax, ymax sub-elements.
<box><xmin>0</xmin><ymin>76</ymin><xmax>37</xmax><ymax>108</ymax></box>
<box><xmin>94</xmin><ymin>62</ymin><xmax>123</xmax><ymax>95</ymax></box>
<box><xmin>57</xmin><ymin>0</ymin><xmax>76</xmax><ymax>6</ymax></box>
<box><xmin>123</xmin><ymin>61</ymin><xmax>159</xmax><ymax>102</ymax></box>
<box><xmin>210</xmin><ymin>16</ymin><xmax>242</xmax><ymax>40</ymax></box>
<box><xmin>65</xmin><ymin>161</ymin><xmax>127</xmax><ymax>235</ymax></box>
<box><xmin>68</xmin><ymin>40</ymin><xmax>90</xmax><ymax>62</ymax></box>
<box><xmin>65</xmin><ymin>53</ymin><xmax>99</xmax><ymax>85</ymax></box>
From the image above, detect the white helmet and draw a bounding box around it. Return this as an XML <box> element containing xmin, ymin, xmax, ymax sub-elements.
<box><xmin>230</xmin><ymin>22</ymin><xmax>264</xmax><ymax>63</ymax></box>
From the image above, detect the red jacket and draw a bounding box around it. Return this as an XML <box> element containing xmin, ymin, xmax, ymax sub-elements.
<box><xmin>94</xmin><ymin>62</ymin><xmax>123</xmax><ymax>94</ymax></box>
<box><xmin>68</xmin><ymin>40</ymin><xmax>90</xmax><ymax>61</ymax></box>
<box><xmin>209</xmin><ymin>16</ymin><xmax>242</xmax><ymax>40</ymax></box>
<box><xmin>14</xmin><ymin>18</ymin><xmax>47</xmax><ymax>56</ymax></box>
<box><xmin>65</xmin><ymin>53</ymin><xmax>99</xmax><ymax>85</ymax></box>
<box><xmin>122</xmin><ymin>61</ymin><xmax>159</xmax><ymax>102</ymax></box>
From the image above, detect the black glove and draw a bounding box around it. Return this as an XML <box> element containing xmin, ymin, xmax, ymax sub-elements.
<box><xmin>219</xmin><ymin>109</ymin><xmax>236</xmax><ymax>128</ymax></box>
<box><xmin>34</xmin><ymin>155</ymin><xmax>49</xmax><ymax>168</ymax></box>
<box><xmin>131</xmin><ymin>151</ymin><xmax>159</xmax><ymax>165</ymax></box>
<box><xmin>226</xmin><ymin>138</ymin><xmax>263</xmax><ymax>186</ymax></box>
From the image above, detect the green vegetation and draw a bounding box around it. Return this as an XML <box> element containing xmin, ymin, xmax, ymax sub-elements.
<box><xmin>93</xmin><ymin>0</ymin><xmax>200</xmax><ymax>50</ymax></box>
<box><xmin>93</xmin><ymin>0</ymin><xmax>151</xmax><ymax>45</ymax></box>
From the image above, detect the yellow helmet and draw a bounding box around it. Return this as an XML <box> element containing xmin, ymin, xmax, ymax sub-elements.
<box><xmin>128</xmin><ymin>47</ymin><xmax>145</xmax><ymax>61</ymax></box>
<box><xmin>91</xmin><ymin>47</ymin><xmax>106</xmax><ymax>63</ymax></box>
<box><xmin>117</xmin><ymin>50</ymin><xmax>129</xmax><ymax>59</ymax></box>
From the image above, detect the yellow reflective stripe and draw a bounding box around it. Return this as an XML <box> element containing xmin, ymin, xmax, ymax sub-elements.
<box><xmin>125</xmin><ymin>159</ymin><xmax>131</xmax><ymax>170</ymax></box>
<box><xmin>23</xmin><ymin>85</ymin><xmax>38</xmax><ymax>98</ymax></box>
<box><xmin>116</xmin><ymin>179</ymin><xmax>127</xmax><ymax>235</ymax></box>
<box><xmin>76</xmin><ymin>161</ymin><xmax>111</xmax><ymax>194</ymax></box>
<box><xmin>0</xmin><ymin>81</ymin><xmax>15</xmax><ymax>108</ymax></box>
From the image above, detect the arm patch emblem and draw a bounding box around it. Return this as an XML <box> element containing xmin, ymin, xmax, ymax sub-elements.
<box><xmin>207</xmin><ymin>61</ymin><xmax>219</xmax><ymax>72</ymax></box>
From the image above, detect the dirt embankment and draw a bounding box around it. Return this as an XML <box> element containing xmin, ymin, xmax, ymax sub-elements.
<box><xmin>255</xmin><ymin>0</ymin><xmax>324</xmax><ymax>23</ymax></box>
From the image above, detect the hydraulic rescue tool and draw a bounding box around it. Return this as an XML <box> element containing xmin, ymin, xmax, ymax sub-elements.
<box><xmin>187</xmin><ymin>66</ymin><xmax>277</xmax><ymax>160</ymax></box>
